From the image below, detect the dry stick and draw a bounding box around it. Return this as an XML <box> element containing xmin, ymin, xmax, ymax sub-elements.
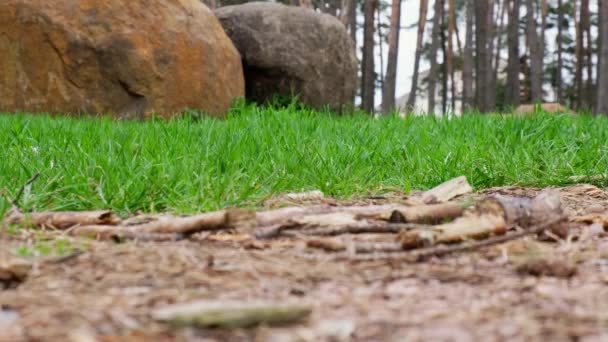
<box><xmin>296</xmin><ymin>222</ymin><xmax>431</xmax><ymax>236</ymax></box>
<box><xmin>68</xmin><ymin>209</ymin><xmax>252</xmax><ymax>240</ymax></box>
<box><xmin>70</xmin><ymin>224</ymin><xmax>186</xmax><ymax>242</ymax></box>
<box><xmin>112</xmin><ymin>232</ymin><xmax>185</xmax><ymax>242</ymax></box>
<box><xmin>5</xmin><ymin>210</ymin><xmax>121</xmax><ymax>230</ymax></box>
<box><xmin>339</xmin><ymin>216</ymin><xmax>567</xmax><ymax>262</ymax></box>
<box><xmin>254</xmin><ymin>203</ymin><xmax>463</xmax><ymax>239</ymax></box>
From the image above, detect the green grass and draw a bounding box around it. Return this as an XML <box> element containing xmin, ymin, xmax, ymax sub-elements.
<box><xmin>1</xmin><ymin>103</ymin><xmax>607</xmax><ymax>218</ymax></box>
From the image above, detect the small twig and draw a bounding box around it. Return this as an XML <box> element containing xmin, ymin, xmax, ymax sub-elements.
<box><xmin>338</xmin><ymin>216</ymin><xmax>567</xmax><ymax>262</ymax></box>
<box><xmin>48</xmin><ymin>250</ymin><xmax>85</xmax><ymax>264</ymax></box>
<box><xmin>10</xmin><ymin>172</ymin><xmax>40</xmax><ymax>209</ymax></box>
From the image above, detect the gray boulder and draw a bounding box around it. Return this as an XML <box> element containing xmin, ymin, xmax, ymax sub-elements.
<box><xmin>215</xmin><ymin>2</ymin><xmax>357</xmax><ymax>112</ymax></box>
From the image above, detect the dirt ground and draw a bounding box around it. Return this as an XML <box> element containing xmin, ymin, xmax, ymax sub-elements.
<box><xmin>2</xmin><ymin>184</ymin><xmax>608</xmax><ymax>341</ymax></box>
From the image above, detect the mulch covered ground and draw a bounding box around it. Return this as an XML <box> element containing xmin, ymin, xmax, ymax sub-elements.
<box><xmin>1</xmin><ymin>184</ymin><xmax>608</xmax><ymax>341</ymax></box>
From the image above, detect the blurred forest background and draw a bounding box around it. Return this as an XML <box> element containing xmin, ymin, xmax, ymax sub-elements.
<box><xmin>203</xmin><ymin>0</ymin><xmax>608</xmax><ymax>115</ymax></box>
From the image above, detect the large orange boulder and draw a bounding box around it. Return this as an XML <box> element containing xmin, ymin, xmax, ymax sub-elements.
<box><xmin>0</xmin><ymin>0</ymin><xmax>244</xmax><ymax>118</ymax></box>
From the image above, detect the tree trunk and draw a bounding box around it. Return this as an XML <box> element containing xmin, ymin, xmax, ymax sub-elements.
<box><xmin>350</xmin><ymin>0</ymin><xmax>357</xmax><ymax>43</ymax></box>
<box><xmin>489</xmin><ymin>0</ymin><xmax>505</xmax><ymax>110</ymax></box>
<box><xmin>475</xmin><ymin>0</ymin><xmax>491</xmax><ymax>112</ymax></box>
<box><xmin>361</xmin><ymin>0</ymin><xmax>376</xmax><ymax>113</ymax></box>
<box><xmin>583</xmin><ymin>0</ymin><xmax>593</xmax><ymax>108</ymax></box>
<box><xmin>556</xmin><ymin>0</ymin><xmax>563</xmax><ymax>103</ymax></box>
<box><xmin>493</xmin><ymin>1</ymin><xmax>506</xmax><ymax>74</ymax></box>
<box><xmin>526</xmin><ymin>0</ymin><xmax>542</xmax><ymax>103</ymax></box>
<box><xmin>340</xmin><ymin>0</ymin><xmax>353</xmax><ymax>27</ymax></box>
<box><xmin>540</xmin><ymin>0</ymin><xmax>547</xmax><ymax>66</ymax></box>
<box><xmin>427</xmin><ymin>0</ymin><xmax>442</xmax><ymax>114</ymax></box>
<box><xmin>574</xmin><ymin>0</ymin><xmax>583</xmax><ymax>109</ymax></box>
<box><xmin>405</xmin><ymin>0</ymin><xmax>429</xmax><ymax>111</ymax></box>
<box><xmin>376</xmin><ymin>4</ymin><xmax>385</xmax><ymax>88</ymax></box>
<box><xmin>506</xmin><ymin>0</ymin><xmax>521</xmax><ymax>107</ymax></box>
<box><xmin>441</xmin><ymin>4</ymin><xmax>448</xmax><ymax>114</ymax></box>
<box><xmin>597</xmin><ymin>0</ymin><xmax>608</xmax><ymax>115</ymax></box>
<box><xmin>382</xmin><ymin>0</ymin><xmax>402</xmax><ymax>113</ymax></box>
<box><xmin>462</xmin><ymin>0</ymin><xmax>474</xmax><ymax>111</ymax></box>
<box><xmin>447</xmin><ymin>0</ymin><xmax>456</xmax><ymax>111</ymax></box>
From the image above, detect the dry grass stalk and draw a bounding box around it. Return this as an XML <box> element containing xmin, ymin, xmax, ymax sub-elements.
<box><xmin>343</xmin><ymin>216</ymin><xmax>567</xmax><ymax>261</ymax></box>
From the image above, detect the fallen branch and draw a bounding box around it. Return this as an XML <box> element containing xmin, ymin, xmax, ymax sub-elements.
<box><xmin>341</xmin><ymin>216</ymin><xmax>567</xmax><ymax>262</ymax></box>
<box><xmin>70</xmin><ymin>225</ymin><xmax>185</xmax><ymax>241</ymax></box>
<box><xmin>152</xmin><ymin>299</ymin><xmax>312</xmax><ymax>328</ymax></box>
<box><xmin>4</xmin><ymin>209</ymin><xmax>121</xmax><ymax>230</ymax></box>
<box><xmin>253</xmin><ymin>203</ymin><xmax>463</xmax><ymax>239</ymax></box>
<box><xmin>388</xmin><ymin>202</ymin><xmax>464</xmax><ymax>224</ymax></box>
<box><xmin>69</xmin><ymin>209</ymin><xmax>254</xmax><ymax>240</ymax></box>
<box><xmin>475</xmin><ymin>189</ymin><xmax>563</xmax><ymax>227</ymax></box>
<box><xmin>397</xmin><ymin>215</ymin><xmax>507</xmax><ymax>249</ymax></box>
<box><xmin>296</xmin><ymin>222</ymin><xmax>428</xmax><ymax>236</ymax></box>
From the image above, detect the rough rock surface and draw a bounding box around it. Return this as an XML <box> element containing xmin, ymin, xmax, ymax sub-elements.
<box><xmin>0</xmin><ymin>0</ymin><xmax>244</xmax><ymax>118</ymax></box>
<box><xmin>216</xmin><ymin>2</ymin><xmax>357</xmax><ymax>112</ymax></box>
